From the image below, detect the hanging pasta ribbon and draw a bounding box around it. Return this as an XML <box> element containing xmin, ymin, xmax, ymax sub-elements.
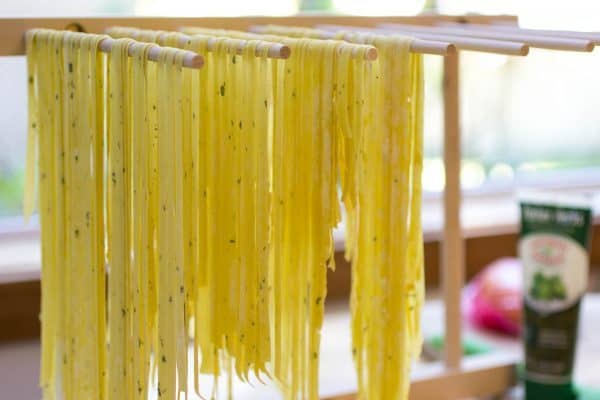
<box><xmin>130</xmin><ymin>41</ymin><xmax>156</xmax><ymax>400</ymax></box>
<box><xmin>26</xmin><ymin>29</ymin><xmax>108</xmax><ymax>400</ymax></box>
<box><xmin>182</xmin><ymin>27</ymin><xmax>380</xmax><ymax>400</ymax></box>
<box><xmin>26</xmin><ymin>23</ymin><xmax>422</xmax><ymax>400</ymax></box>
<box><xmin>107</xmin><ymin>37</ymin><xmax>195</xmax><ymax>400</ymax></box>
<box><xmin>155</xmin><ymin>46</ymin><xmax>188</xmax><ymax>400</ymax></box>
<box><xmin>272</xmin><ymin>37</ymin><xmax>377</xmax><ymax>400</ymax></box>
<box><xmin>108</xmin><ymin>27</ymin><xmax>278</xmax><ymax>395</ymax></box>
<box><xmin>258</xmin><ymin>34</ymin><xmax>366</xmax><ymax>399</ymax></box>
<box><xmin>186</xmin><ymin>35</ymin><xmax>274</xmax><ymax>394</ymax></box>
<box><xmin>27</xmin><ymin>29</ymin><xmax>202</xmax><ymax>400</ymax></box>
<box><xmin>106</xmin><ymin>37</ymin><xmax>134</xmax><ymax>400</ymax></box>
<box><xmin>237</xmin><ymin>25</ymin><xmax>425</xmax><ymax>400</ymax></box>
<box><xmin>341</xmin><ymin>34</ymin><xmax>424</xmax><ymax>400</ymax></box>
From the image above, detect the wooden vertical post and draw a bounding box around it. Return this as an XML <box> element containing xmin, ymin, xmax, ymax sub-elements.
<box><xmin>442</xmin><ymin>52</ymin><xmax>464</xmax><ymax>370</ymax></box>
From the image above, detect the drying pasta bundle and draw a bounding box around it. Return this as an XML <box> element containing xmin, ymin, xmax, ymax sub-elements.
<box><xmin>26</xmin><ymin>29</ymin><xmax>108</xmax><ymax>400</ymax></box>
<box><xmin>128</xmin><ymin>39</ymin><xmax>157</xmax><ymax>400</ymax></box>
<box><xmin>186</xmin><ymin>35</ymin><xmax>274</xmax><ymax>390</ymax></box>
<box><xmin>182</xmin><ymin>26</ymin><xmax>382</xmax><ymax>400</ymax></box>
<box><xmin>342</xmin><ymin>34</ymin><xmax>424</xmax><ymax>400</ymax></box>
<box><xmin>108</xmin><ymin>27</ymin><xmax>277</xmax><ymax>394</ymax></box>
<box><xmin>186</xmin><ymin>28</ymin><xmax>377</xmax><ymax>400</ymax></box>
<box><xmin>253</xmin><ymin>25</ymin><xmax>425</xmax><ymax>400</ymax></box>
<box><xmin>106</xmin><ymin>37</ymin><xmax>197</xmax><ymax>400</ymax></box>
<box><xmin>27</xmin><ymin>23</ymin><xmax>422</xmax><ymax>400</ymax></box>
<box><xmin>26</xmin><ymin>29</ymin><xmax>200</xmax><ymax>400</ymax></box>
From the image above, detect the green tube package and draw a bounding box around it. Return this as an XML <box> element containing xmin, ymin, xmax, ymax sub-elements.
<box><xmin>519</xmin><ymin>194</ymin><xmax>593</xmax><ymax>400</ymax></box>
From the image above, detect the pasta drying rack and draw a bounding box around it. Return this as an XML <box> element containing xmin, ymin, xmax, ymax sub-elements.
<box><xmin>2</xmin><ymin>13</ymin><xmax>596</xmax><ymax>399</ymax></box>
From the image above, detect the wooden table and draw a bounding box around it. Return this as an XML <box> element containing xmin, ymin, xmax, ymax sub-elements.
<box><xmin>1</xmin><ymin>295</ymin><xmax>598</xmax><ymax>399</ymax></box>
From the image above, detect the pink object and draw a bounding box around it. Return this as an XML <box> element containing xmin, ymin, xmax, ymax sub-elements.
<box><xmin>463</xmin><ymin>257</ymin><xmax>523</xmax><ymax>336</ymax></box>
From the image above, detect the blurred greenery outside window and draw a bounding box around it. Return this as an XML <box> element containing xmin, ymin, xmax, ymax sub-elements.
<box><xmin>0</xmin><ymin>0</ymin><xmax>599</xmax><ymax>217</ymax></box>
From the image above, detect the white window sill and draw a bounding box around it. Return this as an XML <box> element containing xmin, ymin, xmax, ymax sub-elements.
<box><xmin>2</xmin><ymin>185</ymin><xmax>599</xmax><ymax>285</ymax></box>
<box><xmin>0</xmin><ymin>233</ymin><xmax>39</xmax><ymax>284</ymax></box>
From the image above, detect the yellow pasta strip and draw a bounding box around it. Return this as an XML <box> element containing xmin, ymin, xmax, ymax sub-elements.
<box><xmin>113</xmin><ymin>31</ymin><xmax>277</xmax><ymax>391</ymax></box>
<box><xmin>172</xmin><ymin>50</ymin><xmax>188</xmax><ymax>400</ymax></box>
<box><xmin>146</xmin><ymin>57</ymin><xmax>160</xmax><ymax>390</ymax></box>
<box><xmin>92</xmin><ymin>35</ymin><xmax>107</xmax><ymax>400</ymax></box>
<box><xmin>30</xmin><ymin>29</ymin><xmax>201</xmax><ymax>400</ymax></box>
<box><xmin>253</xmin><ymin>42</ymin><xmax>272</xmax><ymax>380</ymax></box>
<box><xmin>27</xmin><ymin>30</ymin><xmax>56</xmax><ymax>400</ymax></box>
<box><xmin>346</xmin><ymin>35</ymin><xmax>424</xmax><ymax>400</ymax></box>
<box><xmin>24</xmin><ymin>32</ymin><xmax>38</xmax><ymax>221</ymax></box>
<box><xmin>50</xmin><ymin>31</ymin><xmax>68</xmax><ymax>400</ymax></box>
<box><xmin>29</xmin><ymin>24</ymin><xmax>423</xmax><ymax>400</ymax></box>
<box><xmin>197</xmin><ymin>40</ymin><xmax>220</xmax><ymax>381</ymax></box>
<box><xmin>257</xmin><ymin>36</ymin><xmax>365</xmax><ymax>400</ymax></box>
<box><xmin>256</xmin><ymin>26</ymin><xmax>425</xmax><ymax>400</ymax></box>
<box><xmin>156</xmin><ymin>47</ymin><xmax>178</xmax><ymax>400</ymax></box>
<box><xmin>61</xmin><ymin>33</ymin><xmax>76</xmax><ymax>400</ymax></box>
<box><xmin>131</xmin><ymin>42</ymin><xmax>156</xmax><ymax>400</ymax></box>
<box><xmin>156</xmin><ymin>35</ymin><xmax>191</xmax><ymax>399</ymax></box>
<box><xmin>27</xmin><ymin>29</ymin><xmax>110</xmax><ymax>400</ymax></box>
<box><xmin>107</xmin><ymin>37</ymin><xmax>133</xmax><ymax>400</ymax></box>
<box><xmin>68</xmin><ymin>33</ymin><xmax>105</xmax><ymax>400</ymax></box>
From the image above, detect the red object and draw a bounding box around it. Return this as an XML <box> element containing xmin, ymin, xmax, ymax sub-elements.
<box><xmin>463</xmin><ymin>257</ymin><xmax>523</xmax><ymax>336</ymax></box>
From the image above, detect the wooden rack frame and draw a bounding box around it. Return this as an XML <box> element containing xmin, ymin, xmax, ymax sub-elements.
<box><xmin>0</xmin><ymin>14</ymin><xmax>524</xmax><ymax>400</ymax></box>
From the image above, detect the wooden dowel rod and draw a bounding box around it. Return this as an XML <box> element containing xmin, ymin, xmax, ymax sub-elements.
<box><xmin>251</xmin><ymin>24</ymin><xmax>454</xmax><ymax>55</ymax></box>
<box><xmin>27</xmin><ymin>29</ymin><xmax>204</xmax><ymax>69</ymax></box>
<box><xmin>108</xmin><ymin>26</ymin><xmax>291</xmax><ymax>59</ymax></box>
<box><xmin>376</xmin><ymin>28</ymin><xmax>528</xmax><ymax>56</ymax></box>
<box><xmin>354</xmin><ymin>45</ymin><xmax>378</xmax><ymax>61</ymax></box>
<box><xmin>380</xmin><ymin>23</ymin><xmax>595</xmax><ymax>52</ymax></box>
<box><xmin>0</xmin><ymin>16</ymin><xmax>521</xmax><ymax>56</ymax></box>
<box><xmin>442</xmin><ymin>51</ymin><xmax>463</xmax><ymax>370</ymax></box>
<box><xmin>98</xmin><ymin>37</ymin><xmax>204</xmax><ymax>69</ymax></box>
<box><xmin>183</xmin><ymin>26</ymin><xmax>378</xmax><ymax>61</ymax></box>
<box><xmin>439</xmin><ymin>22</ymin><xmax>600</xmax><ymax>46</ymax></box>
<box><xmin>317</xmin><ymin>24</ymin><xmax>528</xmax><ymax>56</ymax></box>
<box><xmin>184</xmin><ymin>34</ymin><xmax>291</xmax><ymax>59</ymax></box>
<box><xmin>410</xmin><ymin>39</ymin><xmax>456</xmax><ymax>55</ymax></box>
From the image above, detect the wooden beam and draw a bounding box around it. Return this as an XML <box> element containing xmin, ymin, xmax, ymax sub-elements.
<box><xmin>0</xmin><ymin>280</ymin><xmax>40</xmax><ymax>342</ymax></box>
<box><xmin>322</xmin><ymin>356</ymin><xmax>518</xmax><ymax>400</ymax></box>
<box><xmin>442</xmin><ymin>51</ymin><xmax>464</xmax><ymax>370</ymax></box>
<box><xmin>0</xmin><ymin>15</ymin><xmax>518</xmax><ymax>56</ymax></box>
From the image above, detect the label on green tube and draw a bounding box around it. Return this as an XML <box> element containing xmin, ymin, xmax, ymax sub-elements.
<box><xmin>519</xmin><ymin>198</ymin><xmax>593</xmax><ymax>400</ymax></box>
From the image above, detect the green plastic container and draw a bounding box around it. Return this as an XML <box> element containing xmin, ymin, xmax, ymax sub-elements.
<box><xmin>519</xmin><ymin>194</ymin><xmax>593</xmax><ymax>400</ymax></box>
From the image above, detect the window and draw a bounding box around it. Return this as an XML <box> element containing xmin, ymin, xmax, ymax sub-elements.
<box><xmin>2</xmin><ymin>0</ymin><xmax>600</xmax><ymax>219</ymax></box>
<box><xmin>432</xmin><ymin>0</ymin><xmax>600</xmax><ymax>192</ymax></box>
<box><xmin>0</xmin><ymin>56</ymin><xmax>27</xmax><ymax>217</ymax></box>
<box><xmin>0</xmin><ymin>0</ymin><xmax>303</xmax><ymax>219</ymax></box>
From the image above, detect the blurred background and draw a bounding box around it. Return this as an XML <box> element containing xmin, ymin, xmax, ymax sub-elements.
<box><xmin>1</xmin><ymin>3</ymin><xmax>600</xmax><ymax>399</ymax></box>
<box><xmin>2</xmin><ymin>0</ymin><xmax>600</xmax><ymax>220</ymax></box>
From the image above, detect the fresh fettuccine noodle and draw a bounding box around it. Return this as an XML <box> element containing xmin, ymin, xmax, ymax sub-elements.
<box><xmin>130</xmin><ymin>40</ymin><xmax>154</xmax><ymax>400</ymax></box>
<box><xmin>182</xmin><ymin>27</ymin><xmax>381</xmax><ymax>400</ymax></box>
<box><xmin>183</xmin><ymin>27</ymin><xmax>373</xmax><ymax>399</ymax></box>
<box><xmin>106</xmin><ymin>37</ymin><xmax>133</xmax><ymax>400</ymax></box>
<box><xmin>27</xmin><ymin>24</ymin><xmax>423</xmax><ymax>400</ymax></box>
<box><xmin>155</xmin><ymin>46</ymin><xmax>187</xmax><ymax>400</ymax></box>
<box><xmin>242</xmin><ymin>25</ymin><xmax>425</xmax><ymax>400</ymax></box>
<box><xmin>26</xmin><ymin>29</ymin><xmax>108</xmax><ymax>400</ymax></box>
<box><xmin>108</xmin><ymin>27</ymin><xmax>277</xmax><ymax>394</ymax></box>
<box><xmin>26</xmin><ymin>30</ymin><xmax>199</xmax><ymax>400</ymax></box>
<box><xmin>342</xmin><ymin>34</ymin><xmax>424</xmax><ymax>400</ymax></box>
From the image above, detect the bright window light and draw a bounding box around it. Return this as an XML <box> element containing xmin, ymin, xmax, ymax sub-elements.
<box><xmin>437</xmin><ymin>0</ymin><xmax>600</xmax><ymax>30</ymax></box>
<box><xmin>489</xmin><ymin>163</ymin><xmax>515</xmax><ymax>182</ymax></box>
<box><xmin>422</xmin><ymin>158</ymin><xmax>446</xmax><ymax>192</ymax></box>
<box><xmin>461</xmin><ymin>160</ymin><xmax>486</xmax><ymax>189</ymax></box>
<box><xmin>136</xmin><ymin>0</ymin><xmax>298</xmax><ymax>16</ymax></box>
<box><xmin>332</xmin><ymin>0</ymin><xmax>425</xmax><ymax>16</ymax></box>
